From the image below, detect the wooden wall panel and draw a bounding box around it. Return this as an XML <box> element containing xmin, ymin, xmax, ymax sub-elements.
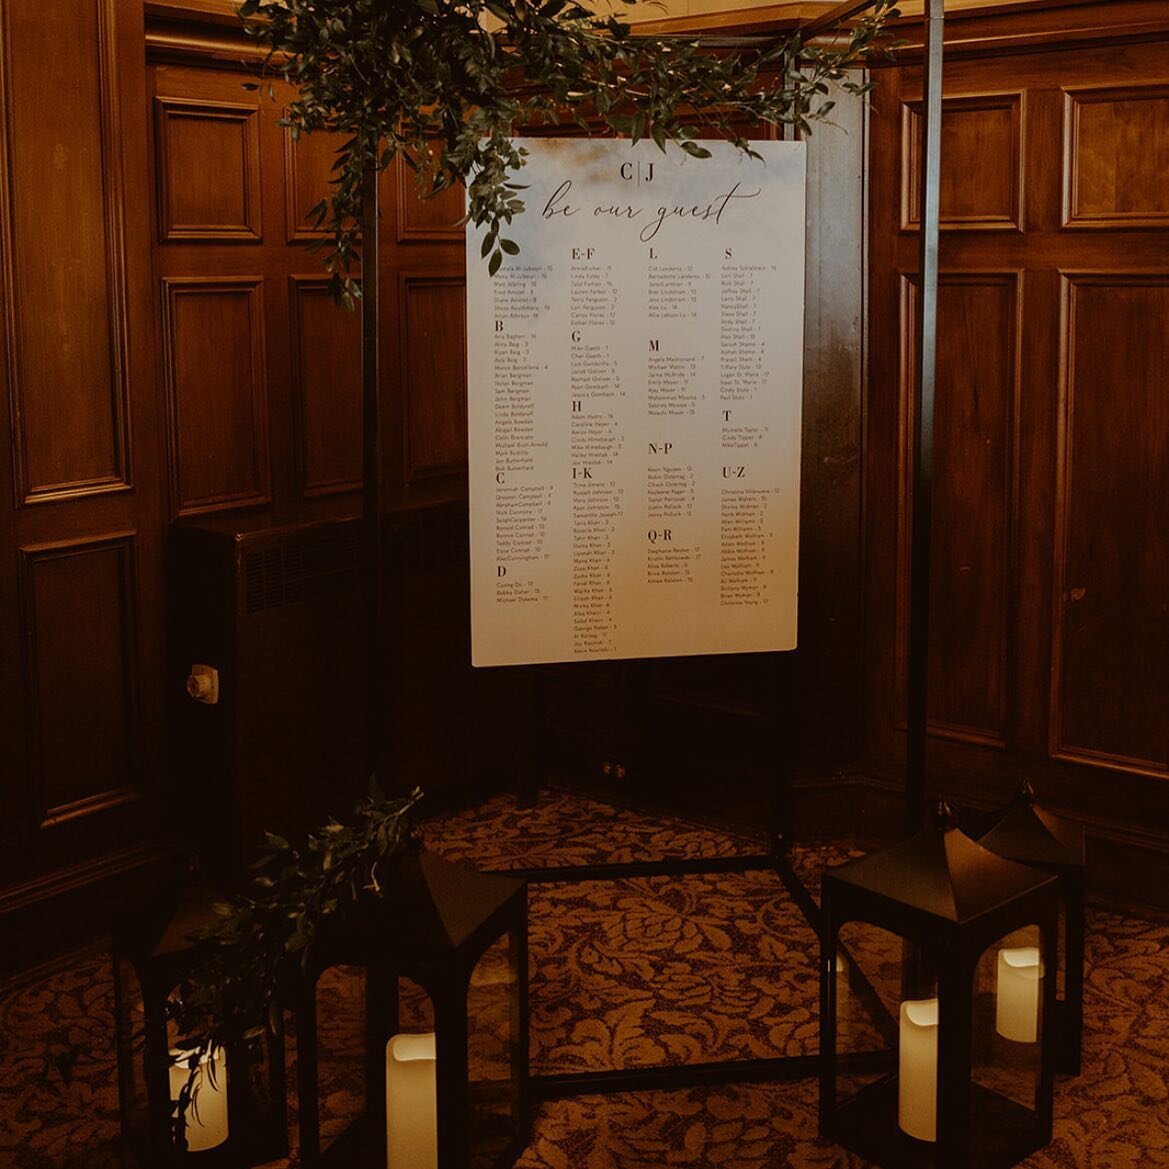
<box><xmin>903</xmin><ymin>94</ymin><xmax>1023</xmax><ymax>231</ymax></box>
<box><xmin>1053</xmin><ymin>274</ymin><xmax>1169</xmax><ymax>775</ymax></box>
<box><xmin>284</xmin><ymin>124</ymin><xmax>335</xmax><ymax>242</ymax></box>
<box><xmin>18</xmin><ymin>535</ymin><xmax>141</xmax><ymax>825</ymax></box>
<box><xmin>897</xmin><ymin>273</ymin><xmax>1019</xmax><ymax>746</ymax></box>
<box><xmin>396</xmin><ymin>163</ymin><xmax>466</xmax><ymax>242</ymax></box>
<box><xmin>289</xmin><ymin>276</ymin><xmax>361</xmax><ymax>497</ymax></box>
<box><xmin>162</xmin><ymin>277</ymin><xmax>270</xmax><ymax>514</ymax></box>
<box><xmin>1</xmin><ymin>0</ymin><xmax>130</xmax><ymax>502</ymax></box>
<box><xmin>2</xmin><ymin>0</ymin><xmax>164</xmax><ymax>950</ymax></box>
<box><xmin>155</xmin><ymin>96</ymin><xmax>262</xmax><ymax>241</ymax></box>
<box><xmin>400</xmin><ymin>275</ymin><xmax>467</xmax><ymax>482</ymax></box>
<box><xmin>649</xmin><ymin>653</ymin><xmax>770</xmax><ymax>714</ymax></box>
<box><xmin>796</xmin><ymin>81</ymin><xmax>868</xmax><ymax>765</ymax></box>
<box><xmin>151</xmin><ymin>63</ymin><xmax>363</xmax><ymax>520</ymax></box>
<box><xmin>866</xmin><ymin>23</ymin><xmax>1169</xmax><ymax>908</ymax></box>
<box><xmin>1063</xmin><ymin>86</ymin><xmax>1169</xmax><ymax>228</ymax></box>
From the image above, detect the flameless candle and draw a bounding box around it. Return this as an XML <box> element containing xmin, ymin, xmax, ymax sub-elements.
<box><xmin>386</xmin><ymin>1032</ymin><xmax>437</xmax><ymax>1169</ymax></box>
<box><xmin>898</xmin><ymin>998</ymin><xmax>938</xmax><ymax>1142</ymax></box>
<box><xmin>996</xmin><ymin>946</ymin><xmax>1043</xmax><ymax>1042</ymax></box>
<box><xmin>168</xmin><ymin>1046</ymin><xmax>228</xmax><ymax>1152</ymax></box>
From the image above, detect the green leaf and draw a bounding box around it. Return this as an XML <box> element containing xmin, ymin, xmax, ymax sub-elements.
<box><xmin>227</xmin><ymin>0</ymin><xmax>895</xmax><ymax>286</ymax></box>
<box><xmin>488</xmin><ymin>249</ymin><xmax>503</xmax><ymax>276</ymax></box>
<box><xmin>500</xmin><ymin>238</ymin><xmax>519</xmax><ymax>255</ymax></box>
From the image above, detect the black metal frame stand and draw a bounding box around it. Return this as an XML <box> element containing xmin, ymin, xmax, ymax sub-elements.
<box><xmin>502</xmin><ymin>651</ymin><xmax>815</xmax><ymax>1097</ymax></box>
<box><xmin>357</xmin><ymin>0</ymin><xmax>946</xmax><ymax>1110</ymax></box>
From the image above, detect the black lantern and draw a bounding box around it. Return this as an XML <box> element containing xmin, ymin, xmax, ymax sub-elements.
<box><xmin>819</xmin><ymin>807</ymin><xmax>1060</xmax><ymax>1169</ymax></box>
<box><xmin>113</xmin><ymin>885</ymin><xmax>288</xmax><ymax>1166</ymax></box>
<box><xmin>289</xmin><ymin>847</ymin><xmax>529</xmax><ymax>1169</ymax></box>
<box><xmin>977</xmin><ymin>782</ymin><xmax>1085</xmax><ymax>1075</ymax></box>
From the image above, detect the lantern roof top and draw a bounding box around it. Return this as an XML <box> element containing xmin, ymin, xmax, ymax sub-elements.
<box><xmin>377</xmin><ymin>847</ymin><xmax>524</xmax><ymax>955</ymax></box>
<box><xmin>825</xmin><ymin>807</ymin><xmax>1053</xmax><ymax>925</ymax></box>
<box><xmin>977</xmin><ymin>781</ymin><xmax>1085</xmax><ymax>869</ymax></box>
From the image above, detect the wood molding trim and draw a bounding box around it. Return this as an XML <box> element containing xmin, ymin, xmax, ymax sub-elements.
<box><xmin>1061</xmin><ymin>84</ymin><xmax>1169</xmax><ymax>230</ymax></box>
<box><xmin>141</xmin><ymin>0</ymin><xmax>1169</xmax><ymax>65</ymax></box>
<box><xmin>894</xmin><ymin>270</ymin><xmax>1022</xmax><ymax>750</ymax></box>
<box><xmin>0</xmin><ymin>840</ymin><xmax>181</xmax><ymax>976</ymax></box>
<box><xmin>283</xmin><ymin>120</ymin><xmax>328</xmax><ymax>244</ymax></box>
<box><xmin>144</xmin><ymin>2</ymin><xmax>259</xmax><ymax>66</ymax></box>
<box><xmin>1</xmin><ymin>0</ymin><xmax>133</xmax><ymax>506</ymax></box>
<box><xmin>1052</xmin><ymin>272</ymin><xmax>1169</xmax><ymax>780</ymax></box>
<box><xmin>16</xmin><ymin>532</ymin><xmax>144</xmax><ymax>830</ymax></box>
<box><xmin>154</xmin><ymin>95</ymin><xmax>263</xmax><ymax>242</ymax></box>
<box><xmin>398</xmin><ymin>272</ymin><xmax>468</xmax><ymax>485</ymax></box>
<box><xmin>288</xmin><ymin>274</ymin><xmax>362</xmax><ymax>499</ymax></box>
<box><xmin>901</xmin><ymin>92</ymin><xmax>1024</xmax><ymax>233</ymax></box>
<box><xmin>878</xmin><ymin>1</ymin><xmax>1169</xmax><ymax>60</ymax></box>
<box><xmin>395</xmin><ymin>163</ymin><xmax>466</xmax><ymax>244</ymax></box>
<box><xmin>161</xmin><ymin>275</ymin><xmax>272</xmax><ymax>516</ymax></box>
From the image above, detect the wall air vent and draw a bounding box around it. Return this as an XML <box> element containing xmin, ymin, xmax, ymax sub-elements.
<box><xmin>242</xmin><ymin>528</ymin><xmax>359</xmax><ymax>613</ymax></box>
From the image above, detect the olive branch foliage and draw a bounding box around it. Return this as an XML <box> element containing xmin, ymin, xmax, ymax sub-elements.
<box><xmin>236</xmin><ymin>0</ymin><xmax>899</xmax><ymax>302</ymax></box>
<box><xmin>166</xmin><ymin>782</ymin><xmax>423</xmax><ymax>1148</ymax></box>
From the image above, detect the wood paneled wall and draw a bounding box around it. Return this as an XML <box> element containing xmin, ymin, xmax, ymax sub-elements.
<box><xmin>863</xmin><ymin>3</ymin><xmax>1169</xmax><ymax>907</ymax></box>
<box><xmin>148</xmin><ymin>63</ymin><xmax>363</xmax><ymax>519</ymax></box>
<box><xmin>6</xmin><ymin>0</ymin><xmax>1168</xmax><ymax>960</ymax></box>
<box><xmin>0</xmin><ymin>0</ymin><xmax>172</xmax><ymax>960</ymax></box>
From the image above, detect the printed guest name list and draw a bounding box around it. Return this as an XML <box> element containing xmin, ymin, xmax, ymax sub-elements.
<box><xmin>467</xmin><ymin>138</ymin><xmax>806</xmax><ymax>667</ymax></box>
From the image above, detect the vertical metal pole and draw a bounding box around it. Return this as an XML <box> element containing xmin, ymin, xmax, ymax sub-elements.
<box><xmin>361</xmin><ymin>157</ymin><xmax>384</xmax><ymax>786</ymax></box>
<box><xmin>904</xmin><ymin>1</ymin><xmax>944</xmax><ymax>836</ymax></box>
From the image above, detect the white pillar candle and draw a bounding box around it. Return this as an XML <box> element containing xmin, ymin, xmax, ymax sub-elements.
<box><xmin>996</xmin><ymin>946</ymin><xmax>1043</xmax><ymax>1043</ymax></box>
<box><xmin>168</xmin><ymin>1046</ymin><xmax>229</xmax><ymax>1152</ymax></box>
<box><xmin>898</xmin><ymin>998</ymin><xmax>938</xmax><ymax>1142</ymax></box>
<box><xmin>386</xmin><ymin>1032</ymin><xmax>438</xmax><ymax>1169</ymax></box>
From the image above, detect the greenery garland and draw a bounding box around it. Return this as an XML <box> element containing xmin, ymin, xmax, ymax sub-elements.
<box><xmin>168</xmin><ymin>783</ymin><xmax>423</xmax><ymax>1147</ymax></box>
<box><xmin>236</xmin><ymin>0</ymin><xmax>899</xmax><ymax>301</ymax></box>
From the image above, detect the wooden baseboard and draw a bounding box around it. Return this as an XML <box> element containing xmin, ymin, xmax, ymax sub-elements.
<box><xmin>0</xmin><ymin>843</ymin><xmax>185</xmax><ymax>976</ymax></box>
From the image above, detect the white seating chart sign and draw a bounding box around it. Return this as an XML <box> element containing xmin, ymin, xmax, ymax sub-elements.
<box><xmin>467</xmin><ymin>138</ymin><xmax>806</xmax><ymax>667</ymax></box>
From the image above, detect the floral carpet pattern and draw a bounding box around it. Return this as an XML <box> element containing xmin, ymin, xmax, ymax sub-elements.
<box><xmin>2</xmin><ymin>788</ymin><xmax>1169</xmax><ymax>1167</ymax></box>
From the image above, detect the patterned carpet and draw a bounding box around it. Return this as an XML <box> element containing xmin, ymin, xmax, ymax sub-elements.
<box><xmin>2</xmin><ymin>788</ymin><xmax>1169</xmax><ymax>1167</ymax></box>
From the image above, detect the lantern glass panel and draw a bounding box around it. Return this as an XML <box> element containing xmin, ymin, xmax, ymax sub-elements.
<box><xmin>315</xmin><ymin>964</ymin><xmax>369</xmax><ymax>1150</ymax></box>
<box><xmin>114</xmin><ymin>955</ymin><xmax>150</xmax><ymax>1152</ymax></box>
<box><xmin>1055</xmin><ymin>905</ymin><xmax>1067</xmax><ymax>1003</ymax></box>
<box><xmin>399</xmin><ymin>974</ymin><xmax>437</xmax><ymax>1030</ymax></box>
<box><xmin>832</xmin><ymin>922</ymin><xmax>923</xmax><ymax>1116</ymax></box>
<box><xmin>468</xmin><ymin>936</ymin><xmax>522</xmax><ymax>1169</ymax></box>
<box><xmin>971</xmin><ymin>925</ymin><xmax>1045</xmax><ymax>1131</ymax></box>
